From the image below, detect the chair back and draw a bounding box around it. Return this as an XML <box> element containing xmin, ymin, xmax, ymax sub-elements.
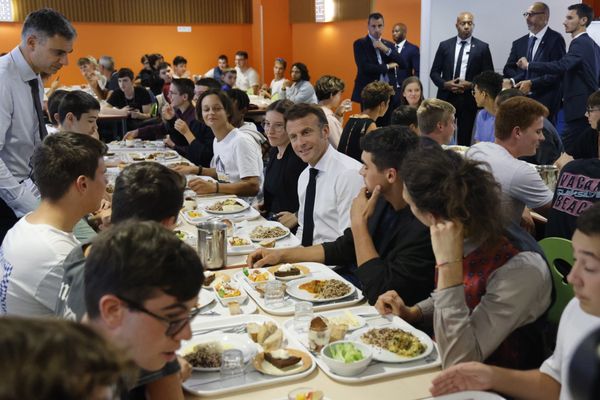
<box><xmin>539</xmin><ymin>237</ymin><xmax>575</xmax><ymax>324</ymax></box>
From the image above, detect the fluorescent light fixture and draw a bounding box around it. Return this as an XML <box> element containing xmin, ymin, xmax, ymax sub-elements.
<box><xmin>315</xmin><ymin>0</ymin><xmax>335</xmax><ymax>23</ymax></box>
<box><xmin>0</xmin><ymin>0</ymin><xmax>13</xmax><ymax>22</ymax></box>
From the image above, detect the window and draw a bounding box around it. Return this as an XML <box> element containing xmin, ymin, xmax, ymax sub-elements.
<box><xmin>0</xmin><ymin>0</ymin><xmax>12</xmax><ymax>22</ymax></box>
<box><xmin>315</xmin><ymin>0</ymin><xmax>335</xmax><ymax>23</ymax></box>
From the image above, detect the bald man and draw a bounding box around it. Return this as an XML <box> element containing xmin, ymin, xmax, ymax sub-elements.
<box><xmin>391</xmin><ymin>23</ymin><xmax>420</xmax><ymax>107</ymax></box>
<box><xmin>430</xmin><ymin>12</ymin><xmax>493</xmax><ymax>145</ymax></box>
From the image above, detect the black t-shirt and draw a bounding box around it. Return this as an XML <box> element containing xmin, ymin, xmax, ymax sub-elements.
<box><xmin>545</xmin><ymin>159</ymin><xmax>600</xmax><ymax>239</ymax></box>
<box><xmin>263</xmin><ymin>144</ymin><xmax>306</xmax><ymax>216</ymax></box>
<box><xmin>107</xmin><ymin>86</ymin><xmax>152</xmax><ymax>111</ymax></box>
<box><xmin>569</xmin><ymin>127</ymin><xmax>599</xmax><ymax>159</ymax></box>
<box><xmin>107</xmin><ymin>72</ymin><xmax>119</xmax><ymax>92</ymax></box>
<box><xmin>338</xmin><ymin>117</ymin><xmax>374</xmax><ymax>162</ymax></box>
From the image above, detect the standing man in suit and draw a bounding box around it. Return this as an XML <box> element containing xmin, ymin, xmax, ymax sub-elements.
<box><xmin>430</xmin><ymin>12</ymin><xmax>494</xmax><ymax>146</ymax></box>
<box><xmin>517</xmin><ymin>3</ymin><xmax>600</xmax><ymax>153</ymax></box>
<box><xmin>504</xmin><ymin>2</ymin><xmax>566</xmax><ymax>124</ymax></box>
<box><xmin>352</xmin><ymin>12</ymin><xmax>405</xmax><ymax>125</ymax></box>
<box><xmin>391</xmin><ymin>23</ymin><xmax>420</xmax><ymax>109</ymax></box>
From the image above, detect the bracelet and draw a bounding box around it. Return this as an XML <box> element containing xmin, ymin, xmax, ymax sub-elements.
<box><xmin>215</xmin><ymin>181</ymin><xmax>219</xmax><ymax>193</ymax></box>
<box><xmin>435</xmin><ymin>259</ymin><xmax>462</xmax><ymax>268</ymax></box>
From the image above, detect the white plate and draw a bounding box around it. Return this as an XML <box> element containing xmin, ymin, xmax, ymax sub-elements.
<box><xmin>241</xmin><ymin>268</ymin><xmax>276</xmax><ymax>284</ymax></box>
<box><xmin>180</xmin><ymin>209</ymin><xmax>210</xmax><ymax>225</ymax></box>
<box><xmin>227</xmin><ymin>235</ymin><xmax>256</xmax><ymax>255</ymax></box>
<box><xmin>426</xmin><ymin>391</ymin><xmax>506</xmax><ymax>400</ymax></box>
<box><xmin>198</xmin><ymin>289</ymin><xmax>216</xmax><ymax>309</ymax></box>
<box><xmin>286</xmin><ymin>277</ymin><xmax>355</xmax><ymax>303</ymax></box>
<box><xmin>268</xmin><ymin>264</ymin><xmax>311</xmax><ymax>281</ymax></box>
<box><xmin>180</xmin><ymin>333</ymin><xmax>260</xmax><ymax>371</ymax></box>
<box><xmin>248</xmin><ymin>221</ymin><xmax>291</xmax><ymax>242</ymax></box>
<box><xmin>319</xmin><ymin>310</ymin><xmax>366</xmax><ymax>332</ymax></box>
<box><xmin>349</xmin><ymin>326</ymin><xmax>434</xmax><ymax>363</ymax></box>
<box><xmin>215</xmin><ymin>282</ymin><xmax>248</xmax><ymax>305</ymax></box>
<box><xmin>205</xmin><ymin>198</ymin><xmax>250</xmax><ymax>214</ymax></box>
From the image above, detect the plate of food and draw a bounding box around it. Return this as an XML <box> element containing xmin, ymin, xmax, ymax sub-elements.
<box><xmin>268</xmin><ymin>264</ymin><xmax>310</xmax><ymax>281</ymax></box>
<box><xmin>202</xmin><ymin>271</ymin><xmax>231</xmax><ymax>290</ymax></box>
<box><xmin>180</xmin><ymin>333</ymin><xmax>260</xmax><ymax>371</ymax></box>
<box><xmin>204</xmin><ymin>198</ymin><xmax>250</xmax><ymax>214</ymax></box>
<box><xmin>180</xmin><ymin>209</ymin><xmax>209</xmax><ymax>225</ymax></box>
<box><xmin>241</xmin><ymin>267</ymin><xmax>275</xmax><ymax>284</ymax></box>
<box><xmin>322</xmin><ymin>310</ymin><xmax>366</xmax><ymax>331</ymax></box>
<box><xmin>253</xmin><ymin>348</ymin><xmax>312</xmax><ymax>376</ymax></box>
<box><xmin>227</xmin><ymin>236</ymin><xmax>256</xmax><ymax>254</ymax></box>
<box><xmin>248</xmin><ymin>222</ymin><xmax>290</xmax><ymax>242</ymax></box>
<box><xmin>286</xmin><ymin>277</ymin><xmax>355</xmax><ymax>303</ymax></box>
<box><xmin>349</xmin><ymin>326</ymin><xmax>433</xmax><ymax>363</ymax></box>
<box><xmin>246</xmin><ymin>321</ymin><xmax>284</xmax><ymax>352</ymax></box>
<box><xmin>214</xmin><ymin>281</ymin><xmax>247</xmax><ymax>305</ymax></box>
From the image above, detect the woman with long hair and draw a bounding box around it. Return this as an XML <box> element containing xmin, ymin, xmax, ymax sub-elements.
<box><xmin>375</xmin><ymin>147</ymin><xmax>551</xmax><ymax>369</ymax></box>
<box><xmin>282</xmin><ymin>62</ymin><xmax>318</xmax><ymax>104</ymax></box>
<box><xmin>399</xmin><ymin>76</ymin><xmax>424</xmax><ymax>108</ymax></box>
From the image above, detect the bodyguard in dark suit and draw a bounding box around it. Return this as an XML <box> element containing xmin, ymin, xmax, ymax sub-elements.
<box><xmin>517</xmin><ymin>4</ymin><xmax>600</xmax><ymax>153</ymax></box>
<box><xmin>503</xmin><ymin>3</ymin><xmax>566</xmax><ymax>123</ymax></box>
<box><xmin>430</xmin><ymin>12</ymin><xmax>494</xmax><ymax>145</ymax></box>
<box><xmin>351</xmin><ymin>12</ymin><xmax>405</xmax><ymax>106</ymax></box>
<box><xmin>391</xmin><ymin>22</ymin><xmax>420</xmax><ymax>106</ymax></box>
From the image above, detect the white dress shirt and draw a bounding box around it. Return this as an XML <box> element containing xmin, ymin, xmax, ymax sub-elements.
<box><xmin>296</xmin><ymin>145</ymin><xmax>363</xmax><ymax>246</ymax></box>
<box><xmin>396</xmin><ymin>39</ymin><xmax>406</xmax><ymax>54</ymax></box>
<box><xmin>454</xmin><ymin>36</ymin><xmax>472</xmax><ymax>80</ymax></box>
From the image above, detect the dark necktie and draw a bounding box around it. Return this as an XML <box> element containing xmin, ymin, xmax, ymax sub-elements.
<box><xmin>453</xmin><ymin>40</ymin><xmax>467</xmax><ymax>79</ymax></box>
<box><xmin>526</xmin><ymin>36</ymin><xmax>537</xmax><ymax>79</ymax></box>
<box><xmin>28</xmin><ymin>78</ymin><xmax>48</xmax><ymax>141</ymax></box>
<box><xmin>301</xmin><ymin>168</ymin><xmax>319</xmax><ymax>247</ymax></box>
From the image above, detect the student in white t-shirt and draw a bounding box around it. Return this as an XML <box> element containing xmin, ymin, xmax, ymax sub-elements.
<box><xmin>429</xmin><ymin>202</ymin><xmax>600</xmax><ymax>400</ymax></box>
<box><xmin>173</xmin><ymin>89</ymin><xmax>263</xmax><ymax>201</ymax></box>
<box><xmin>0</xmin><ymin>133</ymin><xmax>107</xmax><ymax>316</ymax></box>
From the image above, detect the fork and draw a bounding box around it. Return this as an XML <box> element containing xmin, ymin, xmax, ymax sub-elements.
<box><xmin>192</xmin><ymin>323</ymin><xmax>247</xmax><ymax>336</ymax></box>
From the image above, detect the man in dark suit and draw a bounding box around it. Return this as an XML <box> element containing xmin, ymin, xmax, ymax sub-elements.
<box><xmin>517</xmin><ymin>3</ymin><xmax>600</xmax><ymax>153</ymax></box>
<box><xmin>430</xmin><ymin>12</ymin><xmax>494</xmax><ymax>145</ymax></box>
<box><xmin>391</xmin><ymin>22</ymin><xmax>420</xmax><ymax>107</ymax></box>
<box><xmin>504</xmin><ymin>2</ymin><xmax>566</xmax><ymax>124</ymax></box>
<box><xmin>351</xmin><ymin>12</ymin><xmax>405</xmax><ymax>110</ymax></box>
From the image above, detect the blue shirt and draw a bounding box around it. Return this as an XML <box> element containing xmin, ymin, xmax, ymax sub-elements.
<box><xmin>473</xmin><ymin>109</ymin><xmax>496</xmax><ymax>143</ymax></box>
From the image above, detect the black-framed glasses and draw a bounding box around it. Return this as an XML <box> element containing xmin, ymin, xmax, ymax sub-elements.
<box><xmin>262</xmin><ymin>121</ymin><xmax>285</xmax><ymax>131</ymax></box>
<box><xmin>586</xmin><ymin>107</ymin><xmax>600</xmax><ymax>113</ymax></box>
<box><xmin>523</xmin><ymin>11</ymin><xmax>545</xmax><ymax>17</ymax></box>
<box><xmin>117</xmin><ymin>295</ymin><xmax>200</xmax><ymax>337</ymax></box>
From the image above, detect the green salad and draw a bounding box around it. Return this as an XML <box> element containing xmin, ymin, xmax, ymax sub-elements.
<box><xmin>327</xmin><ymin>343</ymin><xmax>364</xmax><ymax>363</ymax></box>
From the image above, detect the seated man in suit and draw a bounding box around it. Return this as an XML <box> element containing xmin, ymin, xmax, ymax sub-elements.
<box><xmin>391</xmin><ymin>22</ymin><xmax>420</xmax><ymax>107</ymax></box>
<box><xmin>517</xmin><ymin>3</ymin><xmax>600</xmax><ymax>153</ymax></box>
<box><xmin>430</xmin><ymin>11</ymin><xmax>494</xmax><ymax>146</ymax></box>
<box><xmin>503</xmin><ymin>2</ymin><xmax>566</xmax><ymax>124</ymax></box>
<box><xmin>247</xmin><ymin>126</ymin><xmax>435</xmax><ymax>306</ymax></box>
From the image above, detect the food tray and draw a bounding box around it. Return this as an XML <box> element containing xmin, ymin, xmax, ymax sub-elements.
<box><xmin>195</xmin><ymin>197</ymin><xmax>261</xmax><ymax>222</ymax></box>
<box><xmin>229</xmin><ymin>220</ymin><xmax>301</xmax><ymax>255</ymax></box>
<box><xmin>107</xmin><ymin>140</ymin><xmax>166</xmax><ymax>151</ymax></box>
<box><xmin>182</xmin><ymin>314</ymin><xmax>317</xmax><ymax>396</ymax></box>
<box><xmin>282</xmin><ymin>305</ymin><xmax>441</xmax><ymax>383</ymax></box>
<box><xmin>234</xmin><ymin>263</ymin><xmax>364</xmax><ymax>316</ymax></box>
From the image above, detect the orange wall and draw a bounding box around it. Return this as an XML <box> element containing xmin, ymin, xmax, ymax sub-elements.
<box><xmin>0</xmin><ymin>22</ymin><xmax>254</xmax><ymax>85</ymax></box>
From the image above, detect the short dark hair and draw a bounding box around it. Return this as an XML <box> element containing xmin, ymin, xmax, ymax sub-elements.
<box><xmin>360</xmin><ymin>126</ymin><xmax>419</xmax><ymax>171</ymax></box>
<box><xmin>266</xmin><ymin>99</ymin><xmax>295</xmax><ymax>114</ymax></box>
<box><xmin>227</xmin><ymin>88</ymin><xmax>250</xmax><ymax>112</ymax></box>
<box><xmin>57</xmin><ymin>90</ymin><xmax>100</xmax><ymax>124</ymax></box>
<box><xmin>577</xmin><ymin>202</ymin><xmax>600</xmax><ymax>236</ymax></box>
<box><xmin>171</xmin><ymin>78</ymin><xmax>194</xmax><ymax>101</ymax></box>
<box><xmin>284</xmin><ymin>103</ymin><xmax>328</xmax><ymax>126</ymax></box>
<box><xmin>195</xmin><ymin>77</ymin><xmax>221</xmax><ymax>90</ymax></box>
<box><xmin>587</xmin><ymin>90</ymin><xmax>600</xmax><ymax>109</ymax></box>
<box><xmin>495</xmin><ymin>88</ymin><xmax>524</xmax><ymax>106</ymax></box>
<box><xmin>0</xmin><ymin>317</ymin><xmax>134</xmax><ymax>399</ymax></box>
<box><xmin>473</xmin><ymin>70</ymin><xmax>503</xmax><ymax>100</ymax></box>
<box><xmin>116</xmin><ymin>67</ymin><xmax>134</xmax><ymax>80</ymax></box>
<box><xmin>391</xmin><ymin>105</ymin><xmax>418</xmax><ymax>126</ymax></box>
<box><xmin>84</xmin><ymin>220</ymin><xmax>204</xmax><ymax>319</ymax></box>
<box><xmin>47</xmin><ymin>89</ymin><xmax>69</xmax><ymax>125</ymax></box>
<box><xmin>314</xmin><ymin>75</ymin><xmax>345</xmax><ymax>101</ymax></box>
<box><xmin>218</xmin><ymin>54</ymin><xmax>229</xmax><ymax>61</ymax></box>
<box><xmin>111</xmin><ymin>162</ymin><xmax>186</xmax><ymax>224</ymax></box>
<box><xmin>361</xmin><ymin>81</ymin><xmax>395</xmax><ymax>109</ymax></box>
<box><xmin>568</xmin><ymin>3</ymin><xmax>593</xmax><ymax>27</ymax></box>
<box><xmin>292</xmin><ymin>62</ymin><xmax>311</xmax><ymax>81</ymax></box>
<box><xmin>157</xmin><ymin>62</ymin><xmax>171</xmax><ymax>72</ymax></box>
<box><xmin>197</xmin><ymin>89</ymin><xmax>234</xmax><ymax>121</ymax></box>
<box><xmin>495</xmin><ymin>97</ymin><xmax>548</xmax><ymax>140</ymax></box>
<box><xmin>147</xmin><ymin>54</ymin><xmax>161</xmax><ymax>69</ymax></box>
<box><xmin>173</xmin><ymin>55</ymin><xmax>187</xmax><ymax>66</ymax></box>
<box><xmin>235</xmin><ymin>50</ymin><xmax>249</xmax><ymax>59</ymax></box>
<box><xmin>368</xmin><ymin>12</ymin><xmax>384</xmax><ymax>22</ymax></box>
<box><xmin>21</xmin><ymin>8</ymin><xmax>76</xmax><ymax>42</ymax></box>
<box><xmin>33</xmin><ymin>132</ymin><xmax>107</xmax><ymax>201</ymax></box>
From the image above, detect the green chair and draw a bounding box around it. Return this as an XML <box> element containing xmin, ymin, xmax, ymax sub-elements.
<box><xmin>539</xmin><ymin>237</ymin><xmax>575</xmax><ymax>324</ymax></box>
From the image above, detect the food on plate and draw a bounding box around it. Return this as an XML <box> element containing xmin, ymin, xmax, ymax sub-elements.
<box><xmin>215</xmin><ymin>282</ymin><xmax>241</xmax><ymax>298</ymax></box>
<box><xmin>250</xmin><ymin>225</ymin><xmax>288</xmax><ymax>240</ymax></box>
<box><xmin>273</xmin><ymin>264</ymin><xmax>301</xmax><ymax>278</ymax></box>
<box><xmin>263</xmin><ymin>349</ymin><xmax>301</xmax><ymax>369</ymax></box>
<box><xmin>202</xmin><ymin>271</ymin><xmax>229</xmax><ymax>288</ymax></box>
<box><xmin>185</xmin><ymin>210</ymin><xmax>204</xmax><ymax>219</ymax></box>
<box><xmin>289</xmin><ymin>389</ymin><xmax>324</xmax><ymax>400</ymax></box>
<box><xmin>328</xmin><ymin>311</ymin><xmax>362</xmax><ymax>329</ymax></box>
<box><xmin>243</xmin><ymin>267</ymin><xmax>270</xmax><ymax>282</ymax></box>
<box><xmin>106</xmin><ymin>152</ymin><xmax>115</xmax><ymax>157</ymax></box>
<box><xmin>227</xmin><ymin>302</ymin><xmax>242</xmax><ymax>315</ymax></box>
<box><xmin>131</xmin><ymin>154</ymin><xmax>145</xmax><ymax>161</ymax></box>
<box><xmin>360</xmin><ymin>328</ymin><xmax>425</xmax><ymax>358</ymax></box>
<box><xmin>170</xmin><ymin>161</ymin><xmax>190</xmax><ymax>167</ymax></box>
<box><xmin>259</xmin><ymin>238</ymin><xmax>276</xmax><ymax>248</ymax></box>
<box><xmin>246</xmin><ymin>321</ymin><xmax>283</xmax><ymax>351</ymax></box>
<box><xmin>299</xmin><ymin>279</ymin><xmax>352</xmax><ymax>299</ymax></box>
<box><xmin>326</xmin><ymin>342</ymin><xmax>364</xmax><ymax>363</ymax></box>
<box><xmin>329</xmin><ymin>323</ymin><xmax>348</xmax><ymax>343</ymax></box>
<box><xmin>105</xmin><ymin>183</ymin><xmax>114</xmax><ymax>194</ymax></box>
<box><xmin>206</xmin><ymin>198</ymin><xmax>245</xmax><ymax>212</ymax></box>
<box><xmin>230</xmin><ymin>236</ymin><xmax>251</xmax><ymax>247</ymax></box>
<box><xmin>183</xmin><ymin>342</ymin><xmax>222</xmax><ymax>368</ymax></box>
<box><xmin>117</xmin><ymin>162</ymin><xmax>127</xmax><ymax>170</ymax></box>
<box><xmin>174</xmin><ymin>230</ymin><xmax>187</xmax><ymax>241</ymax></box>
<box><xmin>308</xmin><ymin>316</ymin><xmax>330</xmax><ymax>352</ymax></box>
<box><xmin>182</xmin><ymin>199</ymin><xmax>196</xmax><ymax>211</ymax></box>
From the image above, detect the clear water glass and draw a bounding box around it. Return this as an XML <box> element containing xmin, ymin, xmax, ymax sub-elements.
<box><xmin>294</xmin><ymin>301</ymin><xmax>313</xmax><ymax>333</ymax></box>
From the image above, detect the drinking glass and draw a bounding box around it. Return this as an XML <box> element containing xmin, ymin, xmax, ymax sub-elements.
<box><xmin>294</xmin><ymin>301</ymin><xmax>313</xmax><ymax>333</ymax></box>
<box><xmin>264</xmin><ymin>280</ymin><xmax>285</xmax><ymax>308</ymax></box>
<box><xmin>220</xmin><ymin>349</ymin><xmax>245</xmax><ymax>384</ymax></box>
